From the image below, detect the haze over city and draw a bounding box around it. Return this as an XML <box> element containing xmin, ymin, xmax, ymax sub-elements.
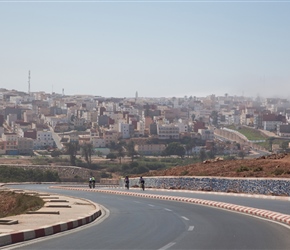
<box><xmin>1</xmin><ymin>0</ymin><xmax>289</xmax><ymax>99</ymax></box>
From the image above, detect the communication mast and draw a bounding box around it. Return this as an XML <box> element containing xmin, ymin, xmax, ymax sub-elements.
<box><xmin>28</xmin><ymin>70</ymin><xmax>31</xmax><ymax>95</ymax></box>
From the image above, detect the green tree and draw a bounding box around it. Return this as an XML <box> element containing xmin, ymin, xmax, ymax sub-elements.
<box><xmin>106</xmin><ymin>152</ymin><xmax>117</xmax><ymax>161</ymax></box>
<box><xmin>267</xmin><ymin>137</ymin><xmax>275</xmax><ymax>152</ymax></box>
<box><xmin>81</xmin><ymin>143</ymin><xmax>94</xmax><ymax>167</ymax></box>
<box><xmin>163</xmin><ymin>142</ymin><xmax>185</xmax><ymax>158</ymax></box>
<box><xmin>66</xmin><ymin>142</ymin><xmax>78</xmax><ymax>166</ymax></box>
<box><xmin>199</xmin><ymin>149</ymin><xmax>206</xmax><ymax>162</ymax></box>
<box><xmin>207</xmin><ymin>150</ymin><xmax>215</xmax><ymax>159</ymax></box>
<box><xmin>191</xmin><ymin>114</ymin><xmax>196</xmax><ymax>121</ymax></box>
<box><xmin>238</xmin><ymin>150</ymin><xmax>246</xmax><ymax>159</ymax></box>
<box><xmin>210</xmin><ymin>110</ymin><xmax>219</xmax><ymax>127</ymax></box>
<box><xmin>280</xmin><ymin>141</ymin><xmax>289</xmax><ymax>152</ymax></box>
<box><xmin>126</xmin><ymin>141</ymin><xmax>137</xmax><ymax>162</ymax></box>
<box><xmin>116</xmin><ymin>141</ymin><xmax>126</xmax><ymax>164</ymax></box>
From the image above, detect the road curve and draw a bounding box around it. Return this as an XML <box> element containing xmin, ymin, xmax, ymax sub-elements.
<box><xmin>6</xmin><ymin>184</ymin><xmax>290</xmax><ymax>250</ymax></box>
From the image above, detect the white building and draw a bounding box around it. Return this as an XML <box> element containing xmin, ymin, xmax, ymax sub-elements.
<box><xmin>136</xmin><ymin>121</ymin><xmax>145</xmax><ymax>136</ymax></box>
<box><xmin>157</xmin><ymin>124</ymin><xmax>179</xmax><ymax>140</ymax></box>
<box><xmin>119</xmin><ymin>123</ymin><xmax>131</xmax><ymax>139</ymax></box>
<box><xmin>34</xmin><ymin>129</ymin><xmax>55</xmax><ymax>149</ymax></box>
<box><xmin>198</xmin><ymin>129</ymin><xmax>214</xmax><ymax>141</ymax></box>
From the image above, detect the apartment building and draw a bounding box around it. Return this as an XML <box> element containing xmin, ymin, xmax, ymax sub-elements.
<box><xmin>18</xmin><ymin>137</ymin><xmax>34</xmax><ymax>155</ymax></box>
<box><xmin>119</xmin><ymin>123</ymin><xmax>134</xmax><ymax>139</ymax></box>
<box><xmin>134</xmin><ymin>143</ymin><xmax>166</xmax><ymax>156</ymax></box>
<box><xmin>34</xmin><ymin>130</ymin><xmax>55</xmax><ymax>149</ymax></box>
<box><xmin>198</xmin><ymin>129</ymin><xmax>214</xmax><ymax>141</ymax></box>
<box><xmin>103</xmin><ymin>130</ymin><xmax>119</xmax><ymax>146</ymax></box>
<box><xmin>277</xmin><ymin>124</ymin><xmax>290</xmax><ymax>137</ymax></box>
<box><xmin>2</xmin><ymin>132</ymin><xmax>18</xmax><ymax>154</ymax></box>
<box><xmin>157</xmin><ymin>124</ymin><xmax>179</xmax><ymax>140</ymax></box>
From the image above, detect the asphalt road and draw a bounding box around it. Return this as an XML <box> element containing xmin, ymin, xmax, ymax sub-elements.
<box><xmin>6</xmin><ymin>184</ymin><xmax>290</xmax><ymax>250</ymax></box>
<box><xmin>112</xmin><ymin>188</ymin><xmax>290</xmax><ymax>215</ymax></box>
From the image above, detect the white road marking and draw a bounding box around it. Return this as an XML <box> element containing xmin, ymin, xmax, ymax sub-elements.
<box><xmin>133</xmin><ymin>201</ymin><xmax>141</xmax><ymax>203</ymax></box>
<box><xmin>181</xmin><ymin>216</ymin><xmax>189</xmax><ymax>221</ymax></box>
<box><xmin>164</xmin><ymin>208</ymin><xmax>172</xmax><ymax>211</ymax></box>
<box><xmin>159</xmin><ymin>242</ymin><xmax>176</xmax><ymax>250</ymax></box>
<box><xmin>148</xmin><ymin>204</ymin><xmax>155</xmax><ymax>207</ymax></box>
<box><xmin>188</xmin><ymin>226</ymin><xmax>194</xmax><ymax>231</ymax></box>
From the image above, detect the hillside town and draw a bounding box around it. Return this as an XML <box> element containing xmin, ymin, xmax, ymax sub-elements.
<box><xmin>0</xmin><ymin>88</ymin><xmax>290</xmax><ymax>158</ymax></box>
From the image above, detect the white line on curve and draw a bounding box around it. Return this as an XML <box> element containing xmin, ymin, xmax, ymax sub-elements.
<box><xmin>164</xmin><ymin>208</ymin><xmax>172</xmax><ymax>212</ymax></box>
<box><xmin>181</xmin><ymin>216</ymin><xmax>189</xmax><ymax>221</ymax></box>
<box><xmin>159</xmin><ymin>242</ymin><xmax>176</xmax><ymax>250</ymax></box>
<box><xmin>188</xmin><ymin>226</ymin><xmax>194</xmax><ymax>231</ymax></box>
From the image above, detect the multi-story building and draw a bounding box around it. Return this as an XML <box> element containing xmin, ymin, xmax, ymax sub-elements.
<box><xmin>198</xmin><ymin>129</ymin><xmax>214</xmax><ymax>141</ymax></box>
<box><xmin>103</xmin><ymin>130</ymin><xmax>119</xmax><ymax>146</ymax></box>
<box><xmin>119</xmin><ymin>123</ymin><xmax>134</xmax><ymax>139</ymax></box>
<box><xmin>34</xmin><ymin>129</ymin><xmax>55</xmax><ymax>149</ymax></box>
<box><xmin>135</xmin><ymin>143</ymin><xmax>166</xmax><ymax>156</ymax></box>
<box><xmin>277</xmin><ymin>124</ymin><xmax>290</xmax><ymax>137</ymax></box>
<box><xmin>157</xmin><ymin>124</ymin><xmax>179</xmax><ymax>140</ymax></box>
<box><xmin>18</xmin><ymin>137</ymin><xmax>34</xmax><ymax>155</ymax></box>
<box><xmin>2</xmin><ymin>132</ymin><xmax>18</xmax><ymax>154</ymax></box>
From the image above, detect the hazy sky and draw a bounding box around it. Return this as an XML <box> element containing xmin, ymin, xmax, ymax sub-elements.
<box><xmin>1</xmin><ymin>0</ymin><xmax>289</xmax><ymax>99</ymax></box>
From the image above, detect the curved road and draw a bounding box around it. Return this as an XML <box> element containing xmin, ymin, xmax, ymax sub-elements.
<box><xmin>7</xmin><ymin>184</ymin><xmax>290</xmax><ymax>250</ymax></box>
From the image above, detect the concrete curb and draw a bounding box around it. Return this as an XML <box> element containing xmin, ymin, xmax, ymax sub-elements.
<box><xmin>0</xmin><ymin>197</ymin><xmax>102</xmax><ymax>247</ymax></box>
<box><xmin>51</xmin><ymin>186</ymin><xmax>290</xmax><ymax>227</ymax></box>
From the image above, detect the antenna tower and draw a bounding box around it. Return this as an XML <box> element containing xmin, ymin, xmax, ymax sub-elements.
<box><xmin>28</xmin><ymin>70</ymin><xmax>31</xmax><ymax>95</ymax></box>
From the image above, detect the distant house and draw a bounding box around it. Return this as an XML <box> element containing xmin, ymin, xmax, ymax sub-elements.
<box><xmin>134</xmin><ymin>143</ymin><xmax>166</xmax><ymax>156</ymax></box>
<box><xmin>277</xmin><ymin>124</ymin><xmax>290</xmax><ymax>137</ymax></box>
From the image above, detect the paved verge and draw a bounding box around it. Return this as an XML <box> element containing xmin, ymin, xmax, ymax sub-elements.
<box><xmin>0</xmin><ymin>187</ymin><xmax>101</xmax><ymax>247</ymax></box>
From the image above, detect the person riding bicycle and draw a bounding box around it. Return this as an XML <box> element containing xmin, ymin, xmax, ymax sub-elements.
<box><xmin>89</xmin><ymin>177</ymin><xmax>92</xmax><ymax>188</ymax></box>
<box><xmin>124</xmin><ymin>176</ymin><xmax>129</xmax><ymax>189</ymax></box>
<box><xmin>139</xmin><ymin>176</ymin><xmax>145</xmax><ymax>190</ymax></box>
<box><xmin>91</xmin><ymin>176</ymin><xmax>96</xmax><ymax>188</ymax></box>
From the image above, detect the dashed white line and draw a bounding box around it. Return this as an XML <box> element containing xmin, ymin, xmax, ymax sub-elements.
<box><xmin>181</xmin><ymin>216</ymin><xmax>189</xmax><ymax>221</ymax></box>
<box><xmin>164</xmin><ymin>208</ymin><xmax>172</xmax><ymax>212</ymax></box>
<box><xmin>133</xmin><ymin>201</ymin><xmax>141</xmax><ymax>203</ymax></box>
<box><xmin>188</xmin><ymin>226</ymin><xmax>194</xmax><ymax>231</ymax></box>
<box><xmin>148</xmin><ymin>204</ymin><xmax>155</xmax><ymax>207</ymax></box>
<box><xmin>159</xmin><ymin>242</ymin><xmax>176</xmax><ymax>250</ymax></box>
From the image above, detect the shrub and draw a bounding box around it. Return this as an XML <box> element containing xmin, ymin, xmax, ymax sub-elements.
<box><xmin>236</xmin><ymin>166</ymin><xmax>249</xmax><ymax>172</ymax></box>
<box><xmin>253</xmin><ymin>167</ymin><xmax>263</xmax><ymax>172</ymax></box>
<box><xmin>272</xmin><ymin>169</ymin><xmax>284</xmax><ymax>176</ymax></box>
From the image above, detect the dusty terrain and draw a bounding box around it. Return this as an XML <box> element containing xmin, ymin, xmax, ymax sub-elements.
<box><xmin>1</xmin><ymin>153</ymin><xmax>290</xmax><ymax>178</ymax></box>
<box><xmin>147</xmin><ymin>153</ymin><xmax>290</xmax><ymax>178</ymax></box>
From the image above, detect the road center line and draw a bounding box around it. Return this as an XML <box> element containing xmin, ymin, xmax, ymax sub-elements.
<box><xmin>159</xmin><ymin>242</ymin><xmax>176</xmax><ymax>250</ymax></box>
<box><xmin>148</xmin><ymin>204</ymin><xmax>155</xmax><ymax>207</ymax></box>
<box><xmin>164</xmin><ymin>208</ymin><xmax>172</xmax><ymax>211</ymax></box>
<box><xmin>188</xmin><ymin>226</ymin><xmax>194</xmax><ymax>231</ymax></box>
<box><xmin>181</xmin><ymin>216</ymin><xmax>189</xmax><ymax>221</ymax></box>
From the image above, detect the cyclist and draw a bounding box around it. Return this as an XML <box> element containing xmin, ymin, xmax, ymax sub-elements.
<box><xmin>124</xmin><ymin>176</ymin><xmax>129</xmax><ymax>189</ymax></box>
<box><xmin>139</xmin><ymin>176</ymin><xmax>145</xmax><ymax>191</ymax></box>
<box><xmin>91</xmin><ymin>176</ymin><xmax>96</xmax><ymax>188</ymax></box>
<box><xmin>89</xmin><ymin>177</ymin><xmax>92</xmax><ymax>189</ymax></box>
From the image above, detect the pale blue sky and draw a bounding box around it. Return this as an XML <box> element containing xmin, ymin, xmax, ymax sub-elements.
<box><xmin>1</xmin><ymin>1</ymin><xmax>289</xmax><ymax>98</ymax></box>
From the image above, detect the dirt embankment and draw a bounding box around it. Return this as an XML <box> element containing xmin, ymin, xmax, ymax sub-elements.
<box><xmin>147</xmin><ymin>153</ymin><xmax>290</xmax><ymax>178</ymax></box>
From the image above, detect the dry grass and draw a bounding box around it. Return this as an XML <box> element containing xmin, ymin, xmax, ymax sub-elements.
<box><xmin>0</xmin><ymin>191</ymin><xmax>44</xmax><ymax>218</ymax></box>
